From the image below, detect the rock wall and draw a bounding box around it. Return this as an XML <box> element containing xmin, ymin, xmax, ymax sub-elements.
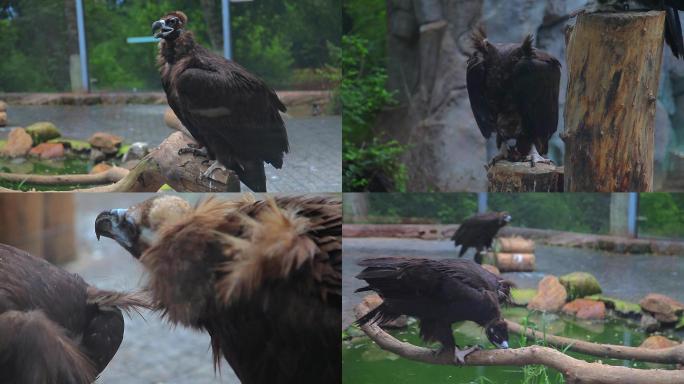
<box><xmin>380</xmin><ymin>0</ymin><xmax>683</xmax><ymax>191</ymax></box>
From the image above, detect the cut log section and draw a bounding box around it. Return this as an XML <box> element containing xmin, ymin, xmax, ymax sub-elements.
<box><xmin>487</xmin><ymin>161</ymin><xmax>564</xmax><ymax>192</ymax></box>
<box><xmin>563</xmin><ymin>11</ymin><xmax>664</xmax><ymax>192</ymax></box>
<box><xmin>483</xmin><ymin>252</ymin><xmax>536</xmax><ymax>272</ymax></box>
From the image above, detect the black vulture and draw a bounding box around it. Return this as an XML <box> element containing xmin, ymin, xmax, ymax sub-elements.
<box><xmin>0</xmin><ymin>243</ymin><xmax>150</xmax><ymax>384</ymax></box>
<box><xmin>580</xmin><ymin>1</ymin><xmax>684</xmax><ymax>58</ymax></box>
<box><xmin>451</xmin><ymin>212</ymin><xmax>511</xmax><ymax>264</ymax></box>
<box><xmin>94</xmin><ymin>195</ymin><xmax>341</xmax><ymax>384</ymax></box>
<box><xmin>466</xmin><ymin>28</ymin><xmax>561</xmax><ymax>167</ymax></box>
<box><xmin>355</xmin><ymin>257</ymin><xmax>513</xmax><ymax>364</ymax></box>
<box><xmin>153</xmin><ymin>11</ymin><xmax>289</xmax><ymax>192</ymax></box>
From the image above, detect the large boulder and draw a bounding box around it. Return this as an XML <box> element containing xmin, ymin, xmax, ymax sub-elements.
<box><xmin>88</xmin><ymin>132</ymin><xmax>123</xmax><ymax>155</ymax></box>
<box><xmin>361</xmin><ymin>294</ymin><xmax>408</xmax><ymax>329</ymax></box>
<box><xmin>25</xmin><ymin>122</ymin><xmax>61</xmax><ymax>144</ymax></box>
<box><xmin>0</xmin><ymin>100</ymin><xmax>7</xmax><ymax>112</ymax></box>
<box><xmin>639</xmin><ymin>294</ymin><xmax>684</xmax><ymax>323</ymax></box>
<box><xmin>0</xmin><ymin>112</ymin><xmax>6</xmax><ymax>127</ymax></box>
<box><xmin>562</xmin><ymin>299</ymin><xmax>606</xmax><ymax>320</ymax></box>
<box><xmin>90</xmin><ymin>163</ymin><xmax>112</xmax><ymax>174</ymax></box>
<box><xmin>640</xmin><ymin>313</ymin><xmax>661</xmax><ymax>333</ymax></box>
<box><xmin>1</xmin><ymin>128</ymin><xmax>33</xmax><ymax>158</ymax></box>
<box><xmin>528</xmin><ymin>275</ymin><xmax>567</xmax><ymax>312</ymax></box>
<box><xmin>559</xmin><ymin>272</ymin><xmax>602</xmax><ymax>300</ymax></box>
<box><xmin>29</xmin><ymin>143</ymin><xmax>65</xmax><ymax>159</ymax></box>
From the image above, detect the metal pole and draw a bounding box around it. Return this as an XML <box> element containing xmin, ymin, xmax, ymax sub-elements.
<box><xmin>627</xmin><ymin>192</ymin><xmax>638</xmax><ymax>238</ymax></box>
<box><xmin>75</xmin><ymin>0</ymin><xmax>89</xmax><ymax>92</ymax></box>
<box><xmin>222</xmin><ymin>0</ymin><xmax>232</xmax><ymax>59</ymax></box>
<box><xmin>477</xmin><ymin>192</ymin><xmax>488</xmax><ymax>214</ymax></box>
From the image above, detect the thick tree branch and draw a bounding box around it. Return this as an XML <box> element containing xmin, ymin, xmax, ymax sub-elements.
<box><xmin>354</xmin><ymin>302</ymin><xmax>684</xmax><ymax>384</ymax></box>
<box><xmin>506</xmin><ymin>320</ymin><xmax>684</xmax><ymax>365</ymax></box>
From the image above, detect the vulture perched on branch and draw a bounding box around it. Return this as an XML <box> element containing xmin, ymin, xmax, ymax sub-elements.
<box><xmin>95</xmin><ymin>195</ymin><xmax>341</xmax><ymax>384</ymax></box>
<box><xmin>451</xmin><ymin>212</ymin><xmax>511</xmax><ymax>264</ymax></box>
<box><xmin>579</xmin><ymin>1</ymin><xmax>684</xmax><ymax>58</ymax></box>
<box><xmin>0</xmin><ymin>243</ymin><xmax>150</xmax><ymax>384</ymax></box>
<box><xmin>153</xmin><ymin>11</ymin><xmax>289</xmax><ymax>192</ymax></box>
<box><xmin>467</xmin><ymin>28</ymin><xmax>561</xmax><ymax>167</ymax></box>
<box><xmin>355</xmin><ymin>257</ymin><xmax>513</xmax><ymax>364</ymax></box>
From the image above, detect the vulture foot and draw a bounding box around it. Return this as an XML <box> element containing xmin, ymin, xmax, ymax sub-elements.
<box><xmin>527</xmin><ymin>145</ymin><xmax>553</xmax><ymax>168</ymax></box>
<box><xmin>201</xmin><ymin>160</ymin><xmax>228</xmax><ymax>179</ymax></box>
<box><xmin>178</xmin><ymin>144</ymin><xmax>208</xmax><ymax>158</ymax></box>
<box><xmin>454</xmin><ymin>345</ymin><xmax>481</xmax><ymax>365</ymax></box>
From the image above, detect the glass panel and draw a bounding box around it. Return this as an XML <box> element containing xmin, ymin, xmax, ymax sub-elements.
<box><xmin>0</xmin><ymin>1</ymin><xmax>77</xmax><ymax>92</ymax></box>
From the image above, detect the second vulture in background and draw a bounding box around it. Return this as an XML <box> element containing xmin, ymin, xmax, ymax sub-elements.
<box><xmin>95</xmin><ymin>195</ymin><xmax>341</xmax><ymax>384</ymax></box>
<box><xmin>467</xmin><ymin>28</ymin><xmax>561</xmax><ymax>167</ymax></box>
<box><xmin>451</xmin><ymin>211</ymin><xmax>511</xmax><ymax>264</ymax></box>
<box><xmin>153</xmin><ymin>11</ymin><xmax>289</xmax><ymax>192</ymax></box>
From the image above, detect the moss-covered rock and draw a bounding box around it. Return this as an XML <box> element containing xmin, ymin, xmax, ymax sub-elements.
<box><xmin>559</xmin><ymin>272</ymin><xmax>602</xmax><ymax>300</ymax></box>
<box><xmin>26</xmin><ymin>122</ymin><xmax>61</xmax><ymax>144</ymax></box>
<box><xmin>586</xmin><ymin>295</ymin><xmax>641</xmax><ymax>317</ymax></box>
<box><xmin>48</xmin><ymin>138</ymin><xmax>90</xmax><ymax>152</ymax></box>
<box><xmin>511</xmin><ymin>288</ymin><xmax>537</xmax><ymax>306</ymax></box>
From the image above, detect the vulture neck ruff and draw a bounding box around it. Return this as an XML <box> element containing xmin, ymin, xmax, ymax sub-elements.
<box><xmin>158</xmin><ymin>31</ymin><xmax>196</xmax><ymax>65</ymax></box>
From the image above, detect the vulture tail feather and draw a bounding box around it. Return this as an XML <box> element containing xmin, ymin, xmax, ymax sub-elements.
<box><xmin>355</xmin><ymin>303</ymin><xmax>400</xmax><ymax>327</ymax></box>
<box><xmin>236</xmin><ymin>160</ymin><xmax>267</xmax><ymax>192</ymax></box>
<box><xmin>0</xmin><ymin>310</ymin><xmax>96</xmax><ymax>384</ymax></box>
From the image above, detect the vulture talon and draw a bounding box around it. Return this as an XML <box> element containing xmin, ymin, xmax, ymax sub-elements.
<box><xmin>201</xmin><ymin>160</ymin><xmax>228</xmax><ymax>179</ymax></box>
<box><xmin>454</xmin><ymin>345</ymin><xmax>481</xmax><ymax>365</ymax></box>
<box><xmin>178</xmin><ymin>145</ymin><xmax>209</xmax><ymax>158</ymax></box>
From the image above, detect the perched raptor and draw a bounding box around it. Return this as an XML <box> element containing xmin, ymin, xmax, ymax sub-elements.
<box><xmin>579</xmin><ymin>1</ymin><xmax>684</xmax><ymax>58</ymax></box>
<box><xmin>467</xmin><ymin>28</ymin><xmax>561</xmax><ymax>167</ymax></box>
<box><xmin>95</xmin><ymin>194</ymin><xmax>341</xmax><ymax>384</ymax></box>
<box><xmin>153</xmin><ymin>11</ymin><xmax>289</xmax><ymax>192</ymax></box>
<box><xmin>451</xmin><ymin>211</ymin><xmax>511</xmax><ymax>264</ymax></box>
<box><xmin>355</xmin><ymin>257</ymin><xmax>513</xmax><ymax>364</ymax></box>
<box><xmin>0</xmin><ymin>243</ymin><xmax>149</xmax><ymax>384</ymax></box>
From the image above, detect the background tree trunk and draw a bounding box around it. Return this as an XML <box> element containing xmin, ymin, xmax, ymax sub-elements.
<box><xmin>201</xmin><ymin>0</ymin><xmax>224</xmax><ymax>52</ymax></box>
<box><xmin>563</xmin><ymin>12</ymin><xmax>663</xmax><ymax>192</ymax></box>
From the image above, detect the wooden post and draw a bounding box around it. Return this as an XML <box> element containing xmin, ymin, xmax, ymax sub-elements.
<box><xmin>563</xmin><ymin>11</ymin><xmax>664</xmax><ymax>192</ymax></box>
<box><xmin>487</xmin><ymin>161</ymin><xmax>564</xmax><ymax>192</ymax></box>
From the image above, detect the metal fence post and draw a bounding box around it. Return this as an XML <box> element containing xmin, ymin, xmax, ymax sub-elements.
<box><xmin>222</xmin><ymin>0</ymin><xmax>232</xmax><ymax>59</ymax></box>
<box><xmin>477</xmin><ymin>193</ymin><xmax>488</xmax><ymax>214</ymax></box>
<box><xmin>75</xmin><ymin>0</ymin><xmax>89</xmax><ymax>92</ymax></box>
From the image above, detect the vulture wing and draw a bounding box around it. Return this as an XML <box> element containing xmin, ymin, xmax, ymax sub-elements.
<box><xmin>466</xmin><ymin>56</ymin><xmax>497</xmax><ymax>139</ymax></box>
<box><xmin>665</xmin><ymin>5</ymin><xmax>684</xmax><ymax>58</ymax></box>
<box><xmin>511</xmin><ymin>53</ymin><xmax>561</xmax><ymax>154</ymax></box>
<box><xmin>175</xmin><ymin>58</ymin><xmax>289</xmax><ymax>169</ymax></box>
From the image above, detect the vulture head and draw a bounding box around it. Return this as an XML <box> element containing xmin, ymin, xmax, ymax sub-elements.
<box><xmin>95</xmin><ymin>195</ymin><xmax>191</xmax><ymax>258</ymax></box>
<box><xmin>500</xmin><ymin>212</ymin><xmax>512</xmax><ymax>224</ymax></box>
<box><xmin>152</xmin><ymin>11</ymin><xmax>188</xmax><ymax>40</ymax></box>
<box><xmin>485</xmin><ymin>319</ymin><xmax>509</xmax><ymax>349</ymax></box>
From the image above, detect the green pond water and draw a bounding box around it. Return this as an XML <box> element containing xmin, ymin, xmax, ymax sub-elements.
<box><xmin>343</xmin><ymin>307</ymin><xmax>678</xmax><ymax>384</ymax></box>
<box><xmin>0</xmin><ymin>156</ymin><xmax>97</xmax><ymax>191</ymax></box>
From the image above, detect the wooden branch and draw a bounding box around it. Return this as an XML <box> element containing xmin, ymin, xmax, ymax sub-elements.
<box><xmin>506</xmin><ymin>320</ymin><xmax>684</xmax><ymax>365</ymax></box>
<box><xmin>487</xmin><ymin>161</ymin><xmax>564</xmax><ymax>192</ymax></box>
<box><xmin>0</xmin><ymin>167</ymin><xmax>128</xmax><ymax>185</ymax></box>
<box><xmin>563</xmin><ymin>12</ymin><xmax>663</xmax><ymax>192</ymax></box>
<box><xmin>354</xmin><ymin>302</ymin><xmax>684</xmax><ymax>384</ymax></box>
<box><xmin>0</xmin><ymin>132</ymin><xmax>240</xmax><ymax>192</ymax></box>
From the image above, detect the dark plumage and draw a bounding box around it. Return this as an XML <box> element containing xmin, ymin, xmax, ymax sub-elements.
<box><xmin>583</xmin><ymin>1</ymin><xmax>684</xmax><ymax>58</ymax></box>
<box><xmin>153</xmin><ymin>11</ymin><xmax>289</xmax><ymax>192</ymax></box>
<box><xmin>467</xmin><ymin>28</ymin><xmax>561</xmax><ymax>167</ymax></box>
<box><xmin>95</xmin><ymin>195</ymin><xmax>341</xmax><ymax>384</ymax></box>
<box><xmin>355</xmin><ymin>257</ymin><xmax>513</xmax><ymax>363</ymax></box>
<box><xmin>0</xmin><ymin>243</ymin><xmax>149</xmax><ymax>384</ymax></box>
<box><xmin>451</xmin><ymin>212</ymin><xmax>511</xmax><ymax>264</ymax></box>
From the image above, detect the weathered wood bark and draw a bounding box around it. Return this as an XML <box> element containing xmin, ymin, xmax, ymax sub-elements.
<box><xmin>487</xmin><ymin>161</ymin><xmax>564</xmax><ymax>192</ymax></box>
<box><xmin>563</xmin><ymin>12</ymin><xmax>664</xmax><ymax>192</ymax></box>
<box><xmin>354</xmin><ymin>302</ymin><xmax>684</xmax><ymax>384</ymax></box>
<box><xmin>0</xmin><ymin>132</ymin><xmax>240</xmax><ymax>192</ymax></box>
<box><xmin>0</xmin><ymin>194</ymin><xmax>76</xmax><ymax>264</ymax></box>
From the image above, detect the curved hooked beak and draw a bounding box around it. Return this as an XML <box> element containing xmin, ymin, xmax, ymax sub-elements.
<box><xmin>95</xmin><ymin>209</ymin><xmax>141</xmax><ymax>258</ymax></box>
<box><xmin>152</xmin><ymin>20</ymin><xmax>173</xmax><ymax>38</ymax></box>
<box><xmin>495</xmin><ymin>341</ymin><xmax>509</xmax><ymax>349</ymax></box>
<box><xmin>503</xmin><ymin>215</ymin><xmax>512</xmax><ymax>223</ymax></box>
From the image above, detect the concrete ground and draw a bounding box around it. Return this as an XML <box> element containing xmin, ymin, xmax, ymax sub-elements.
<box><xmin>2</xmin><ymin>105</ymin><xmax>341</xmax><ymax>192</ymax></box>
<box><xmin>68</xmin><ymin>194</ymin><xmax>240</xmax><ymax>383</ymax></box>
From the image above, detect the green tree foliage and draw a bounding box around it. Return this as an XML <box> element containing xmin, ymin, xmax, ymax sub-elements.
<box><xmin>359</xmin><ymin>193</ymin><xmax>478</xmax><ymax>224</ymax></box>
<box><xmin>639</xmin><ymin>193</ymin><xmax>684</xmax><ymax>238</ymax></box>
<box><xmin>0</xmin><ymin>0</ymin><xmax>341</xmax><ymax>92</ymax></box>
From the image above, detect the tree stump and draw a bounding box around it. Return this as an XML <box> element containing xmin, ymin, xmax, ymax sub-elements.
<box><xmin>487</xmin><ymin>161</ymin><xmax>564</xmax><ymax>192</ymax></box>
<box><xmin>563</xmin><ymin>11</ymin><xmax>664</xmax><ymax>192</ymax></box>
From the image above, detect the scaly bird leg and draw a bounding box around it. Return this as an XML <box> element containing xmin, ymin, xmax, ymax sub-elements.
<box><xmin>201</xmin><ymin>160</ymin><xmax>228</xmax><ymax>179</ymax></box>
<box><xmin>454</xmin><ymin>345</ymin><xmax>481</xmax><ymax>365</ymax></box>
<box><xmin>487</xmin><ymin>144</ymin><xmax>510</xmax><ymax>169</ymax></box>
<box><xmin>526</xmin><ymin>144</ymin><xmax>554</xmax><ymax>168</ymax></box>
<box><xmin>178</xmin><ymin>142</ymin><xmax>209</xmax><ymax>158</ymax></box>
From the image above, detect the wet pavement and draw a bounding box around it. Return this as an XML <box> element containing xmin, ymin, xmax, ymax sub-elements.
<box><xmin>342</xmin><ymin>237</ymin><xmax>684</xmax><ymax>329</ymax></box>
<box><xmin>68</xmin><ymin>193</ymin><xmax>240</xmax><ymax>383</ymax></box>
<box><xmin>1</xmin><ymin>105</ymin><xmax>341</xmax><ymax>192</ymax></box>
